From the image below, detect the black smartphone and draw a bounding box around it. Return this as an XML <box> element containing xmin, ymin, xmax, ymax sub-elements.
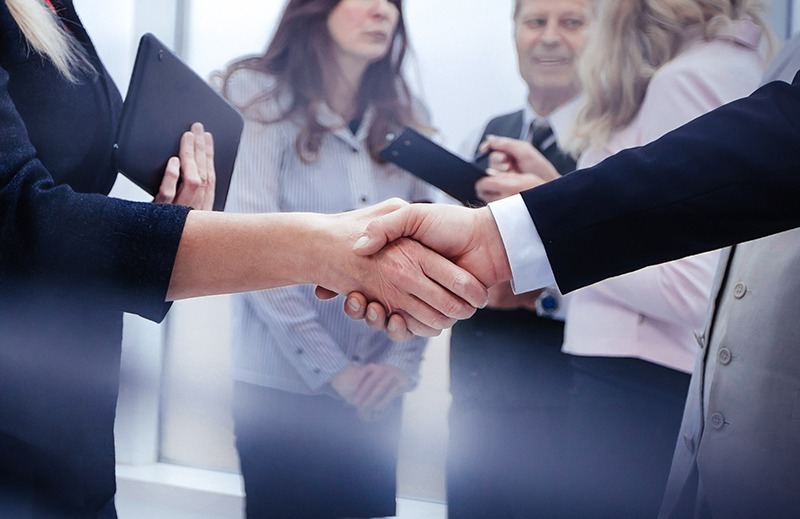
<box><xmin>379</xmin><ymin>127</ymin><xmax>487</xmax><ymax>206</ymax></box>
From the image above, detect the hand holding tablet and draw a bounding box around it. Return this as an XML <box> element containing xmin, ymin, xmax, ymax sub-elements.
<box><xmin>114</xmin><ymin>33</ymin><xmax>244</xmax><ymax>211</ymax></box>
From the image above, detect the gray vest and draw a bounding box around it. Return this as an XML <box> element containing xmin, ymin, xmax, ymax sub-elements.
<box><xmin>660</xmin><ymin>34</ymin><xmax>800</xmax><ymax>518</ymax></box>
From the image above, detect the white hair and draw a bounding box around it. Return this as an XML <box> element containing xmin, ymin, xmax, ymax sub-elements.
<box><xmin>5</xmin><ymin>0</ymin><xmax>92</xmax><ymax>82</ymax></box>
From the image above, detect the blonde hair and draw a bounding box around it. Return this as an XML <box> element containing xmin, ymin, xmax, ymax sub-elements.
<box><xmin>6</xmin><ymin>0</ymin><xmax>92</xmax><ymax>82</ymax></box>
<box><xmin>570</xmin><ymin>0</ymin><xmax>773</xmax><ymax>154</ymax></box>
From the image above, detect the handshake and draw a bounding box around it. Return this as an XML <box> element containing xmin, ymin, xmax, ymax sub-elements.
<box><xmin>312</xmin><ymin>198</ymin><xmax>514</xmax><ymax>341</ymax></box>
<box><xmin>311</xmin><ymin>136</ymin><xmax>556</xmax><ymax>340</ymax></box>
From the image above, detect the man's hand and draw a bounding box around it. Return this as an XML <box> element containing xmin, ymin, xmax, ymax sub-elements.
<box><xmin>339</xmin><ymin>283</ymin><xmax>540</xmax><ymax>333</ymax></box>
<box><xmin>328</xmin><ymin>203</ymin><xmax>513</xmax><ymax>337</ymax></box>
<box><xmin>486</xmin><ymin>282</ymin><xmax>540</xmax><ymax>311</ymax></box>
<box><xmin>481</xmin><ymin>135</ymin><xmax>560</xmax><ymax>180</ymax></box>
<box><xmin>313</xmin><ymin>200</ymin><xmax>490</xmax><ymax>337</ymax></box>
<box><xmin>155</xmin><ymin>122</ymin><xmax>216</xmax><ymax>210</ymax></box>
<box><xmin>352</xmin><ymin>203</ymin><xmax>513</xmax><ymax>289</ymax></box>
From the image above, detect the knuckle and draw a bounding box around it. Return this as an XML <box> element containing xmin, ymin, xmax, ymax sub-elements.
<box><xmin>444</xmin><ymin>297</ymin><xmax>469</xmax><ymax>319</ymax></box>
<box><xmin>432</xmin><ymin>313</ymin><xmax>457</xmax><ymax>330</ymax></box>
<box><xmin>451</xmin><ymin>271</ymin><xmax>470</xmax><ymax>294</ymax></box>
<box><xmin>385</xmin><ymin>197</ymin><xmax>407</xmax><ymax>210</ymax></box>
<box><xmin>183</xmin><ymin>176</ymin><xmax>202</xmax><ymax>190</ymax></box>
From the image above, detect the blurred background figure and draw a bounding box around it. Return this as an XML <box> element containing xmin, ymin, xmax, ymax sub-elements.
<box><xmin>482</xmin><ymin>0</ymin><xmax>772</xmax><ymax>516</ymax></box>
<box><xmin>220</xmin><ymin>0</ymin><xmax>441</xmax><ymax>517</ymax></box>
<box><xmin>446</xmin><ymin>0</ymin><xmax>591</xmax><ymax>517</ymax></box>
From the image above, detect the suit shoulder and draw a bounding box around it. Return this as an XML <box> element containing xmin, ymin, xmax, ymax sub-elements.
<box><xmin>482</xmin><ymin>109</ymin><xmax>525</xmax><ymax>138</ymax></box>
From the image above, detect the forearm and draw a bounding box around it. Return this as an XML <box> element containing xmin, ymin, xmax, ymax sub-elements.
<box><xmin>167</xmin><ymin>210</ymin><xmax>330</xmax><ymax>300</ymax></box>
<box><xmin>169</xmin><ymin>200</ymin><xmax>488</xmax><ymax>334</ymax></box>
<box><xmin>524</xmin><ymin>80</ymin><xmax>800</xmax><ymax>293</ymax></box>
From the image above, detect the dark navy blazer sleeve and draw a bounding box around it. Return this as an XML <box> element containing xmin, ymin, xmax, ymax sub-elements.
<box><xmin>522</xmin><ymin>79</ymin><xmax>800</xmax><ymax>293</ymax></box>
<box><xmin>0</xmin><ymin>64</ymin><xmax>190</xmax><ymax>322</ymax></box>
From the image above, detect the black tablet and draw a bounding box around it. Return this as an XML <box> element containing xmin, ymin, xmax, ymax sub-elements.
<box><xmin>114</xmin><ymin>33</ymin><xmax>244</xmax><ymax>211</ymax></box>
<box><xmin>379</xmin><ymin>127</ymin><xmax>487</xmax><ymax>206</ymax></box>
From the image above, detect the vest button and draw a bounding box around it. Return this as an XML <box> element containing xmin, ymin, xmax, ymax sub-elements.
<box><xmin>733</xmin><ymin>282</ymin><xmax>747</xmax><ymax>299</ymax></box>
<box><xmin>718</xmin><ymin>348</ymin><xmax>732</xmax><ymax>365</ymax></box>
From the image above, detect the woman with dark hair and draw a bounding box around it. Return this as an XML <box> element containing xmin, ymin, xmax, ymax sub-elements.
<box><xmin>220</xmin><ymin>1</ymin><xmax>437</xmax><ymax>518</ymax></box>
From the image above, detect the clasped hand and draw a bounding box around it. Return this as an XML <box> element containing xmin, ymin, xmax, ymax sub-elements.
<box><xmin>331</xmin><ymin>363</ymin><xmax>410</xmax><ymax>422</ymax></box>
<box><xmin>317</xmin><ymin>200</ymin><xmax>514</xmax><ymax>340</ymax></box>
<box><xmin>319</xmin><ymin>136</ymin><xmax>559</xmax><ymax>339</ymax></box>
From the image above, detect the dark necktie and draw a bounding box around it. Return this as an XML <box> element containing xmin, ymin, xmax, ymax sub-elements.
<box><xmin>530</xmin><ymin>121</ymin><xmax>576</xmax><ymax>175</ymax></box>
<box><xmin>530</xmin><ymin>122</ymin><xmax>555</xmax><ymax>152</ymax></box>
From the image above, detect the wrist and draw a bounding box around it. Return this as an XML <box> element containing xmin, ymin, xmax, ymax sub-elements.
<box><xmin>477</xmin><ymin>207</ymin><xmax>513</xmax><ymax>286</ymax></box>
<box><xmin>299</xmin><ymin>213</ymin><xmax>354</xmax><ymax>290</ymax></box>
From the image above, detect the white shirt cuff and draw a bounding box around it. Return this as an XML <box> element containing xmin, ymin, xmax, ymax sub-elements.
<box><xmin>488</xmin><ymin>194</ymin><xmax>557</xmax><ymax>294</ymax></box>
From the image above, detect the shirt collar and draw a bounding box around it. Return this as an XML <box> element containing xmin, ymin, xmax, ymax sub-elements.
<box><xmin>715</xmin><ymin>19</ymin><xmax>763</xmax><ymax>49</ymax></box>
<box><xmin>682</xmin><ymin>19</ymin><xmax>763</xmax><ymax>52</ymax></box>
<box><xmin>313</xmin><ymin>103</ymin><xmax>376</xmax><ymax>147</ymax></box>
<box><xmin>521</xmin><ymin>95</ymin><xmax>582</xmax><ymax>149</ymax></box>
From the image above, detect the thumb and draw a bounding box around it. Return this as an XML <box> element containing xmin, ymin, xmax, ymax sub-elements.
<box><xmin>352</xmin><ymin>206</ymin><xmax>418</xmax><ymax>256</ymax></box>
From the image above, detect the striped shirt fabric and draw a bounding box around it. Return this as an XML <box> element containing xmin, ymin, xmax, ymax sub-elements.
<box><xmin>225</xmin><ymin>69</ymin><xmax>437</xmax><ymax>394</ymax></box>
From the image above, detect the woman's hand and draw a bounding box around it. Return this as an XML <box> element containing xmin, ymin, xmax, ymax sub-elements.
<box><xmin>353</xmin><ymin>364</ymin><xmax>410</xmax><ymax>422</ymax></box>
<box><xmin>475</xmin><ymin>171</ymin><xmax>549</xmax><ymax>203</ymax></box>
<box><xmin>155</xmin><ymin>122</ymin><xmax>216</xmax><ymax>210</ymax></box>
<box><xmin>331</xmin><ymin>363</ymin><xmax>410</xmax><ymax>422</ymax></box>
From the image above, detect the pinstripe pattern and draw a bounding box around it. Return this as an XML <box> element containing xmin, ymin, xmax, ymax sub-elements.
<box><xmin>225</xmin><ymin>69</ymin><xmax>436</xmax><ymax>394</ymax></box>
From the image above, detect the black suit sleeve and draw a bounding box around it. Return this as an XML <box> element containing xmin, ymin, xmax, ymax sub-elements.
<box><xmin>521</xmin><ymin>79</ymin><xmax>800</xmax><ymax>293</ymax></box>
<box><xmin>0</xmin><ymin>65</ymin><xmax>189</xmax><ymax>322</ymax></box>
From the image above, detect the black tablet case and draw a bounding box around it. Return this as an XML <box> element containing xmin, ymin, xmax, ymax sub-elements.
<box><xmin>114</xmin><ymin>33</ymin><xmax>244</xmax><ymax>211</ymax></box>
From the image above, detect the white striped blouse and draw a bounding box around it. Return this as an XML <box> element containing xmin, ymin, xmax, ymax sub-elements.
<box><xmin>225</xmin><ymin>69</ymin><xmax>438</xmax><ymax>394</ymax></box>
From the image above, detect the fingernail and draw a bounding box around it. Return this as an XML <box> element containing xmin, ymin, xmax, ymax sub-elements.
<box><xmin>387</xmin><ymin>319</ymin><xmax>399</xmax><ymax>332</ymax></box>
<box><xmin>367</xmin><ymin>307</ymin><xmax>378</xmax><ymax>321</ymax></box>
<box><xmin>353</xmin><ymin>235</ymin><xmax>370</xmax><ymax>250</ymax></box>
<box><xmin>347</xmin><ymin>298</ymin><xmax>361</xmax><ymax>312</ymax></box>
